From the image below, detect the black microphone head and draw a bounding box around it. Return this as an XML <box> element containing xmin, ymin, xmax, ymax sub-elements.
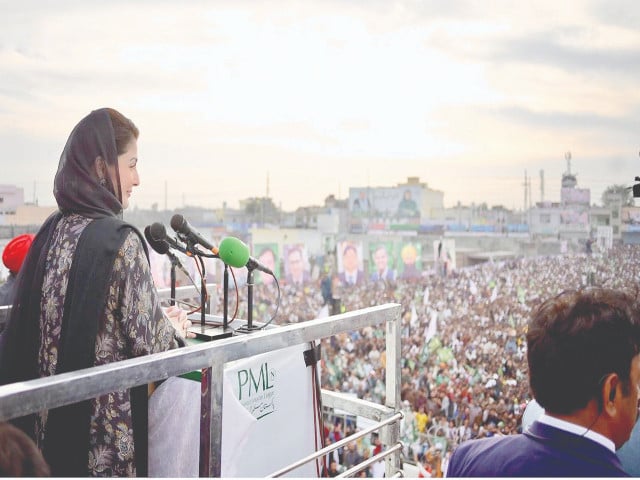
<box><xmin>145</xmin><ymin>225</ymin><xmax>169</xmax><ymax>254</ymax></box>
<box><xmin>170</xmin><ymin>214</ymin><xmax>187</xmax><ymax>234</ymax></box>
<box><xmin>149</xmin><ymin>222</ymin><xmax>167</xmax><ymax>241</ymax></box>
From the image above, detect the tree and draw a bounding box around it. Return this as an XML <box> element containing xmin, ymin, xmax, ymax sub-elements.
<box><xmin>601</xmin><ymin>184</ymin><xmax>634</xmax><ymax>207</ymax></box>
<box><xmin>243</xmin><ymin>197</ymin><xmax>280</xmax><ymax>224</ymax></box>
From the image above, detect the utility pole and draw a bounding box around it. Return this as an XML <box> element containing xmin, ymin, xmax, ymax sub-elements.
<box><xmin>528</xmin><ymin>173</ymin><xmax>532</xmax><ymax>226</ymax></box>
<box><xmin>266</xmin><ymin>171</ymin><xmax>270</xmax><ymax>198</ymax></box>
<box><xmin>523</xmin><ymin>170</ymin><xmax>528</xmax><ymax>224</ymax></box>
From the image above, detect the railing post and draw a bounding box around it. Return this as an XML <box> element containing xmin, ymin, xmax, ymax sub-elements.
<box><xmin>384</xmin><ymin>305</ymin><xmax>402</xmax><ymax>477</ymax></box>
<box><xmin>199</xmin><ymin>351</ymin><xmax>225</xmax><ymax>477</ymax></box>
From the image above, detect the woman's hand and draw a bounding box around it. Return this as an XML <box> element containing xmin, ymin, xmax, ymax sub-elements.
<box><xmin>164</xmin><ymin>305</ymin><xmax>195</xmax><ymax>339</ymax></box>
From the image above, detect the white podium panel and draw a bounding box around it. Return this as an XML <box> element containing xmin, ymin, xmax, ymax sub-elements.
<box><xmin>149</xmin><ymin>342</ymin><xmax>320</xmax><ymax>477</ymax></box>
<box><xmin>224</xmin><ymin>342</ymin><xmax>320</xmax><ymax>477</ymax></box>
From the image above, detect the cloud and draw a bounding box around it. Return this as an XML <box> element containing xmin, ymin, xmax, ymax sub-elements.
<box><xmin>1</xmin><ymin>0</ymin><xmax>639</xmax><ymax>211</ymax></box>
<box><xmin>488</xmin><ymin>105</ymin><xmax>640</xmax><ymax>134</ymax></box>
<box><xmin>489</xmin><ymin>30</ymin><xmax>640</xmax><ymax>78</ymax></box>
<box><xmin>589</xmin><ymin>0</ymin><xmax>640</xmax><ymax>30</ymax></box>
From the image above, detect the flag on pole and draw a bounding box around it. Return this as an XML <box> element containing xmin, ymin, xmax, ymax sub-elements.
<box><xmin>424</xmin><ymin>310</ymin><xmax>438</xmax><ymax>343</ymax></box>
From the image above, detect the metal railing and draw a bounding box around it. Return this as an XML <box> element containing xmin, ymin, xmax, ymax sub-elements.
<box><xmin>0</xmin><ymin>286</ymin><xmax>403</xmax><ymax>477</ymax></box>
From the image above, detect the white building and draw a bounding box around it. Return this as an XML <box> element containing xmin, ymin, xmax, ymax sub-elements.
<box><xmin>0</xmin><ymin>185</ymin><xmax>24</xmax><ymax>214</ymax></box>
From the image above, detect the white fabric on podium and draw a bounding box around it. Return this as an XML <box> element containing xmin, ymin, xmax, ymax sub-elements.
<box><xmin>148</xmin><ymin>376</ymin><xmax>257</xmax><ymax>477</ymax></box>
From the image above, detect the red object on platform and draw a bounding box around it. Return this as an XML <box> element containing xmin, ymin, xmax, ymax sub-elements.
<box><xmin>3</xmin><ymin>234</ymin><xmax>35</xmax><ymax>274</ymax></box>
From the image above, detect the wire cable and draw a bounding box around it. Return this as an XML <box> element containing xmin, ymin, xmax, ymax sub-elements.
<box><xmin>186</xmin><ymin>255</ymin><xmax>208</xmax><ymax>315</ymax></box>
<box><xmin>259</xmin><ymin>275</ymin><xmax>281</xmax><ymax>330</ymax></box>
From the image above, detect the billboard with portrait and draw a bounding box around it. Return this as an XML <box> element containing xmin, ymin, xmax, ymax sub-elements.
<box><xmin>396</xmin><ymin>241</ymin><xmax>422</xmax><ymax>281</ymax></box>
<box><xmin>368</xmin><ymin>241</ymin><xmax>397</xmax><ymax>282</ymax></box>
<box><xmin>349</xmin><ymin>186</ymin><xmax>422</xmax><ymax>219</ymax></box>
<box><xmin>282</xmin><ymin>243</ymin><xmax>310</xmax><ymax>286</ymax></box>
<box><xmin>621</xmin><ymin>207</ymin><xmax>640</xmax><ymax>225</ymax></box>
<box><xmin>433</xmin><ymin>238</ymin><xmax>456</xmax><ymax>274</ymax></box>
<box><xmin>337</xmin><ymin>240</ymin><xmax>365</xmax><ymax>286</ymax></box>
<box><xmin>253</xmin><ymin>243</ymin><xmax>280</xmax><ymax>285</ymax></box>
<box><xmin>561</xmin><ymin>187</ymin><xmax>590</xmax><ymax>205</ymax></box>
<box><xmin>560</xmin><ymin>208</ymin><xmax>589</xmax><ymax>226</ymax></box>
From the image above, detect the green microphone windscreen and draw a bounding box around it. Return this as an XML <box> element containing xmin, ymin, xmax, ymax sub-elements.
<box><xmin>218</xmin><ymin>237</ymin><xmax>250</xmax><ymax>268</ymax></box>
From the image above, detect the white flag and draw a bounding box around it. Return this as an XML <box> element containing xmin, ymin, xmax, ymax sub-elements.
<box><xmin>469</xmin><ymin>279</ymin><xmax>478</xmax><ymax>296</ymax></box>
<box><xmin>490</xmin><ymin>285</ymin><xmax>498</xmax><ymax>302</ymax></box>
<box><xmin>423</xmin><ymin>286</ymin><xmax>430</xmax><ymax>305</ymax></box>
<box><xmin>410</xmin><ymin>303</ymin><xmax>418</xmax><ymax>327</ymax></box>
<box><xmin>317</xmin><ymin>304</ymin><xmax>330</xmax><ymax>318</ymax></box>
<box><xmin>425</xmin><ymin>310</ymin><xmax>438</xmax><ymax>342</ymax></box>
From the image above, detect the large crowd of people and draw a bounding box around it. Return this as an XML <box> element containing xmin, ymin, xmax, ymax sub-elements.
<box><xmin>5</xmin><ymin>213</ymin><xmax>636</xmax><ymax>477</ymax></box>
<box><xmin>223</xmin><ymin>243</ymin><xmax>640</xmax><ymax>476</ymax></box>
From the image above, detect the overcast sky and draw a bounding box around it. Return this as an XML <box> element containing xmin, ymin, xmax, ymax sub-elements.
<box><xmin>1</xmin><ymin>0</ymin><xmax>639</xmax><ymax>211</ymax></box>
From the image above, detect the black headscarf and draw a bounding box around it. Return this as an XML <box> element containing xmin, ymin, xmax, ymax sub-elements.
<box><xmin>0</xmin><ymin>108</ymin><xmax>148</xmax><ymax>476</ymax></box>
<box><xmin>54</xmin><ymin>108</ymin><xmax>124</xmax><ymax>218</ymax></box>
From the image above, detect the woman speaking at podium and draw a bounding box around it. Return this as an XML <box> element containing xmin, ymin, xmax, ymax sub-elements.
<box><xmin>0</xmin><ymin>108</ymin><xmax>191</xmax><ymax>476</ymax></box>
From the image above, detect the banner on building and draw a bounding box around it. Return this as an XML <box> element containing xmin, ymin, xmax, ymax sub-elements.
<box><xmin>396</xmin><ymin>241</ymin><xmax>422</xmax><ymax>280</ymax></box>
<box><xmin>368</xmin><ymin>241</ymin><xmax>397</xmax><ymax>282</ymax></box>
<box><xmin>337</xmin><ymin>240</ymin><xmax>365</xmax><ymax>286</ymax></box>
<box><xmin>283</xmin><ymin>243</ymin><xmax>310</xmax><ymax>286</ymax></box>
<box><xmin>253</xmin><ymin>242</ymin><xmax>280</xmax><ymax>285</ymax></box>
<box><xmin>349</xmin><ymin>186</ymin><xmax>422</xmax><ymax>219</ymax></box>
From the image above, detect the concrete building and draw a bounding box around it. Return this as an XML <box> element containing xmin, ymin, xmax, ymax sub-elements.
<box><xmin>0</xmin><ymin>185</ymin><xmax>25</xmax><ymax>214</ymax></box>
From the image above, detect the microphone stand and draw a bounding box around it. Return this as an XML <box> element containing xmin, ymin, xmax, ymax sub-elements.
<box><xmin>182</xmin><ymin>238</ymin><xmax>207</xmax><ymax>327</ymax></box>
<box><xmin>172</xmin><ymin>232</ymin><xmax>232</xmax><ymax>342</ymax></box>
<box><xmin>198</xmin><ymin>256</ymin><xmax>206</xmax><ymax>327</ymax></box>
<box><xmin>167</xmin><ymin>253</ymin><xmax>178</xmax><ymax>307</ymax></box>
<box><xmin>247</xmin><ymin>268</ymin><xmax>254</xmax><ymax>330</ymax></box>
<box><xmin>236</xmin><ymin>268</ymin><xmax>256</xmax><ymax>332</ymax></box>
<box><xmin>223</xmin><ymin>263</ymin><xmax>229</xmax><ymax>331</ymax></box>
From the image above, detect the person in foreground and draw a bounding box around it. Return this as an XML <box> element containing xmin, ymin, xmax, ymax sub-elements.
<box><xmin>0</xmin><ymin>108</ymin><xmax>192</xmax><ymax>476</ymax></box>
<box><xmin>447</xmin><ymin>288</ymin><xmax>640</xmax><ymax>477</ymax></box>
<box><xmin>0</xmin><ymin>422</ymin><xmax>50</xmax><ymax>476</ymax></box>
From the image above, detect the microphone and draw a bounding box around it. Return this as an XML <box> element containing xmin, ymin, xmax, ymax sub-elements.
<box><xmin>149</xmin><ymin>222</ymin><xmax>189</xmax><ymax>255</ymax></box>
<box><xmin>170</xmin><ymin>214</ymin><xmax>218</xmax><ymax>255</ymax></box>
<box><xmin>218</xmin><ymin>236</ymin><xmax>274</xmax><ymax>275</ymax></box>
<box><xmin>144</xmin><ymin>226</ymin><xmax>192</xmax><ymax>279</ymax></box>
<box><xmin>144</xmin><ymin>226</ymin><xmax>169</xmax><ymax>254</ymax></box>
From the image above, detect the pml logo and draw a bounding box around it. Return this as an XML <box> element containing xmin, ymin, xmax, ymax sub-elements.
<box><xmin>237</xmin><ymin>362</ymin><xmax>277</xmax><ymax>419</ymax></box>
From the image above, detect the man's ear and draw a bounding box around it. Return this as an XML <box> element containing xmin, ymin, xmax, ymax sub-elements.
<box><xmin>602</xmin><ymin>373</ymin><xmax>619</xmax><ymax>415</ymax></box>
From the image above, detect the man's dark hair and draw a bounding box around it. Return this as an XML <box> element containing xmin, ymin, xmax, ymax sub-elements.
<box><xmin>527</xmin><ymin>288</ymin><xmax>640</xmax><ymax>414</ymax></box>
